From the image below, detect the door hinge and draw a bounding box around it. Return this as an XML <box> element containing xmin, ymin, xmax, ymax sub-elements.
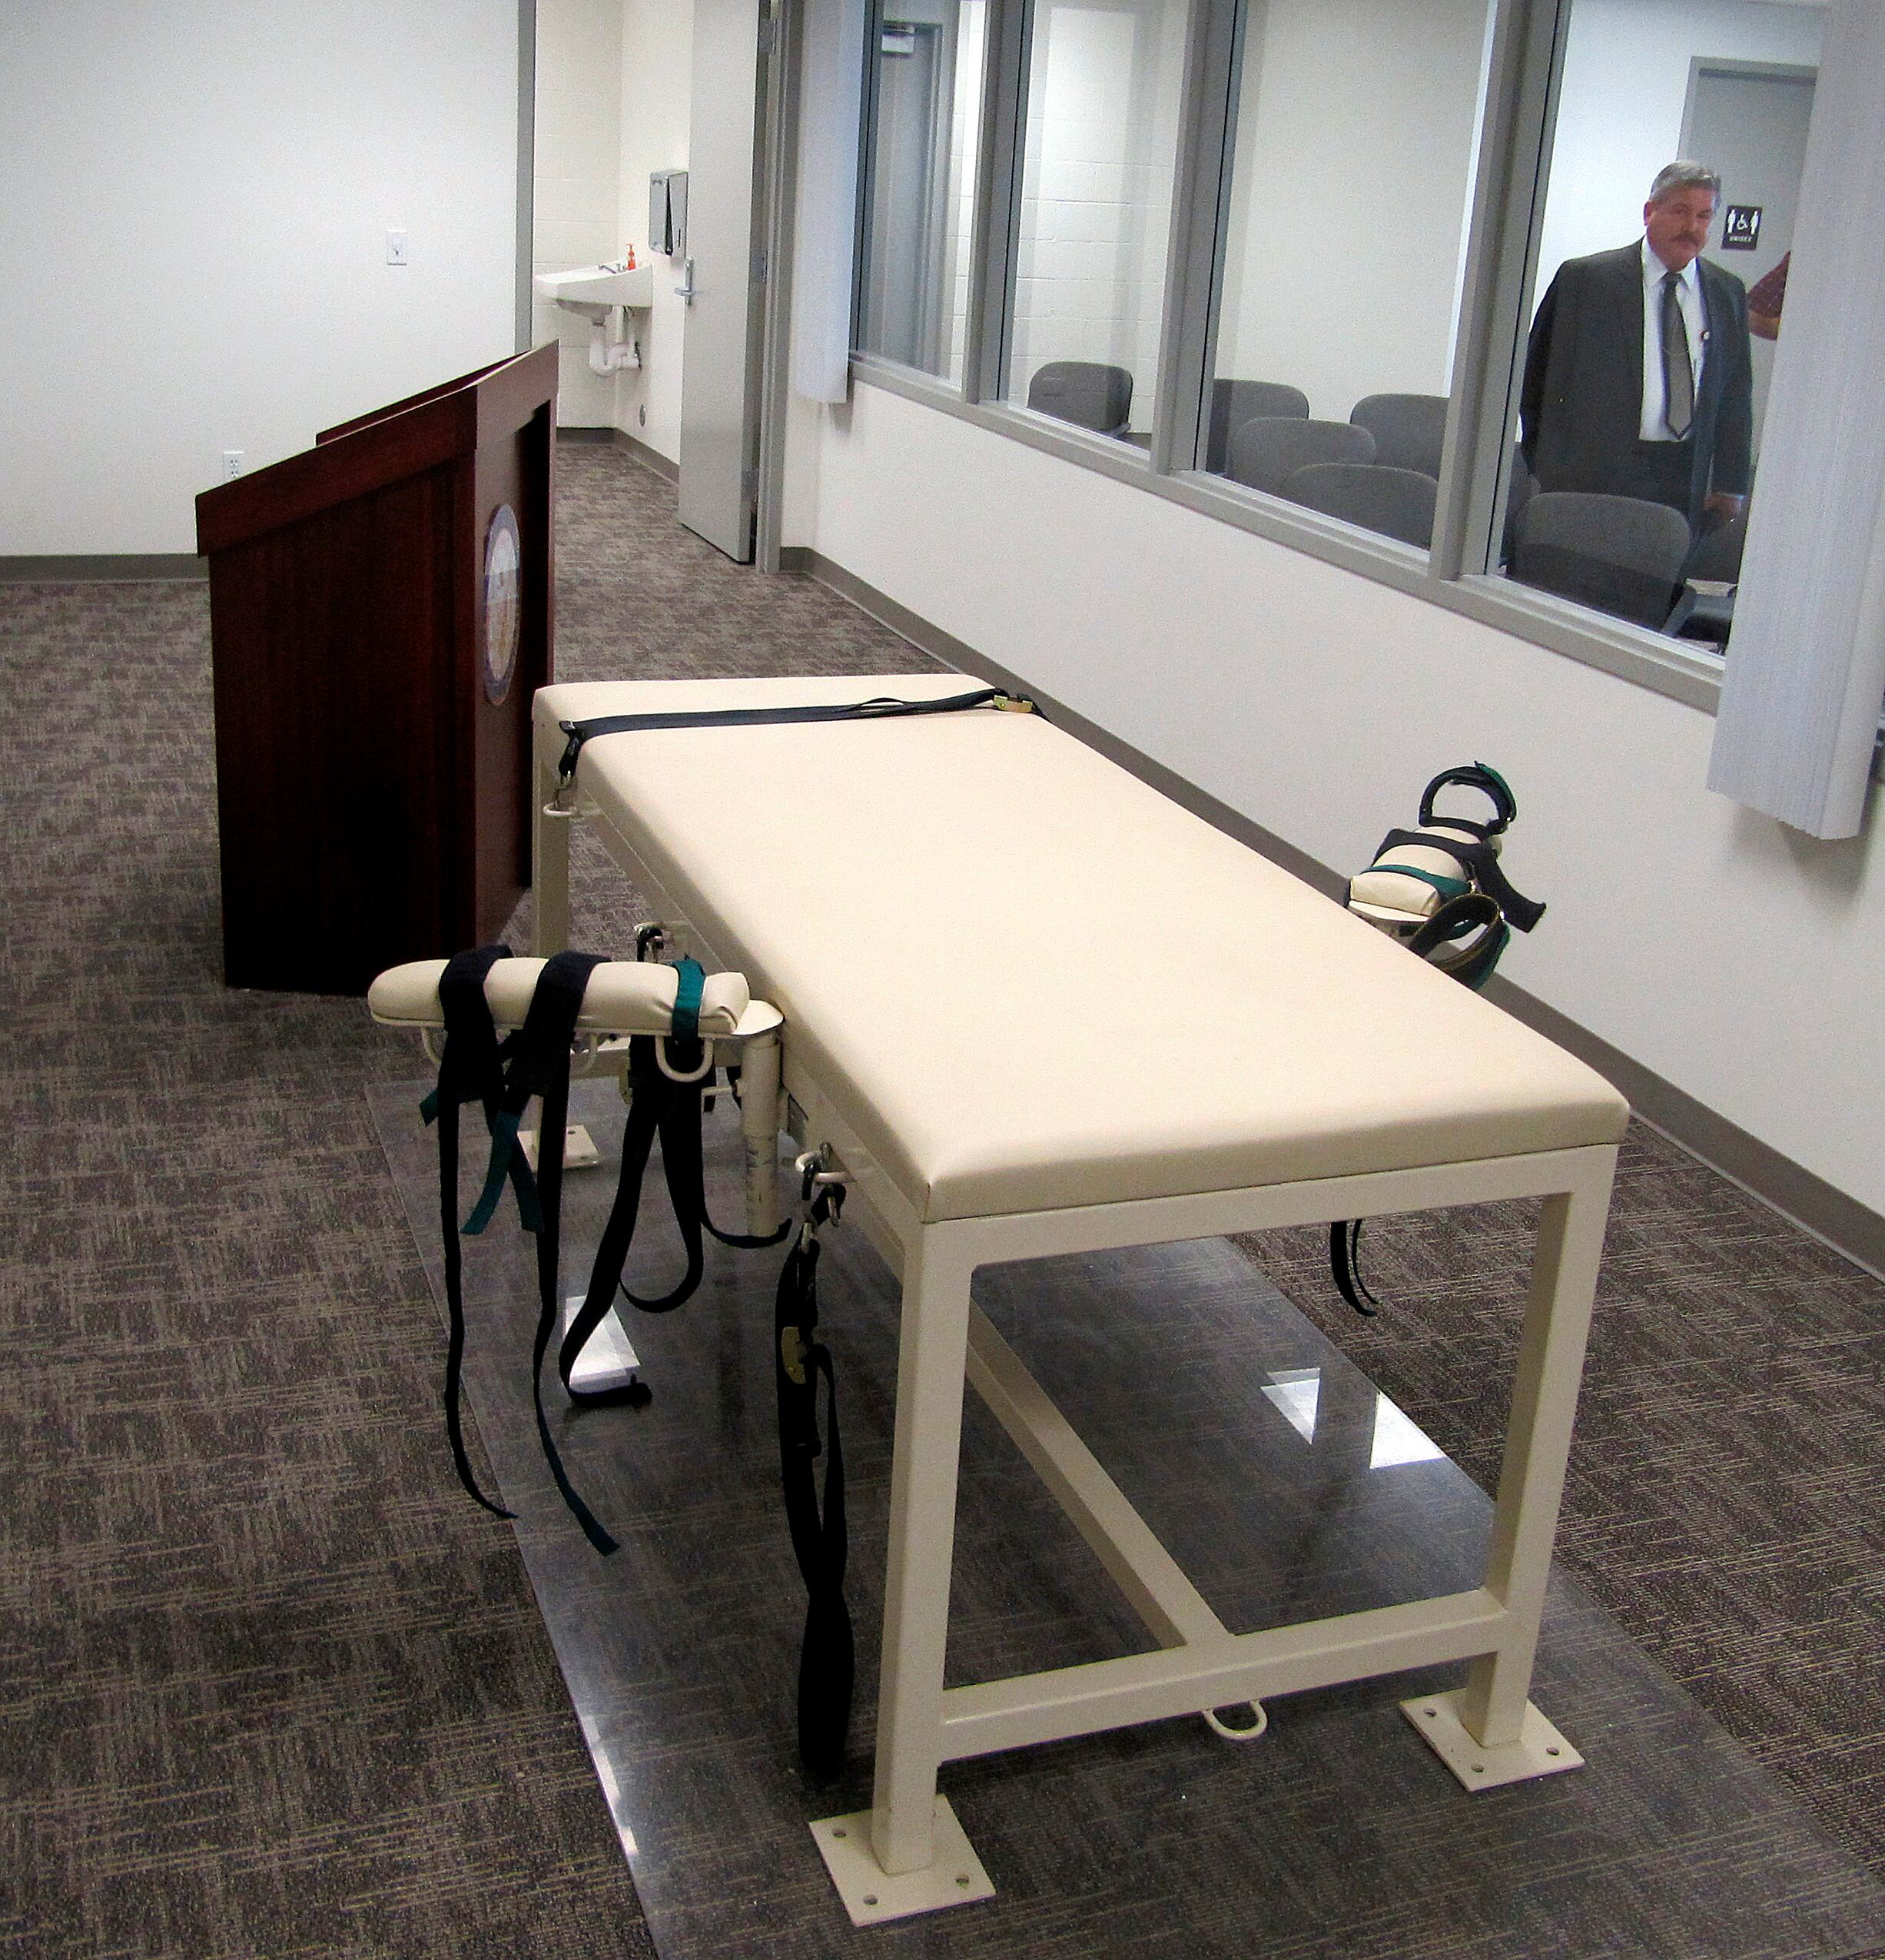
<box><xmin>742</xmin><ymin>463</ymin><xmax>760</xmax><ymax>502</ymax></box>
<box><xmin>752</xmin><ymin>247</ymin><xmax>768</xmax><ymax>285</ymax></box>
<box><xmin>758</xmin><ymin>15</ymin><xmax>777</xmax><ymax>55</ymax></box>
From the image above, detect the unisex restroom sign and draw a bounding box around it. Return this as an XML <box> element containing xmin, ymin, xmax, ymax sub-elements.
<box><xmin>1722</xmin><ymin>205</ymin><xmax>1762</xmax><ymax>251</ymax></box>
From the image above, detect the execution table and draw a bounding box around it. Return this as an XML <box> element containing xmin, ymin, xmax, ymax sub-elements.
<box><xmin>529</xmin><ymin>673</ymin><xmax>1628</xmax><ymax>1923</ymax></box>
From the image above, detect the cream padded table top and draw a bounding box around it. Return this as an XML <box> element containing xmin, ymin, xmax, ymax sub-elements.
<box><xmin>538</xmin><ymin>675</ymin><xmax>1626</xmax><ymax>1224</ymax></box>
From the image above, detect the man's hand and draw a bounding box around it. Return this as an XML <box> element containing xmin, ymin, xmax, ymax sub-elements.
<box><xmin>1702</xmin><ymin>491</ymin><xmax>1746</xmax><ymax>529</ymax></box>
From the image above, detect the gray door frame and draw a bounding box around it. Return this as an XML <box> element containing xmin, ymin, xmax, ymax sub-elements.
<box><xmin>516</xmin><ymin>0</ymin><xmax>797</xmax><ymax>570</ymax></box>
<box><xmin>756</xmin><ymin>0</ymin><xmax>799</xmax><ymax>573</ymax></box>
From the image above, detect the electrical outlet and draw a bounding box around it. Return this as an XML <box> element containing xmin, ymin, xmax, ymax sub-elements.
<box><xmin>386</xmin><ymin>229</ymin><xmax>409</xmax><ymax>266</ymax></box>
<box><xmin>222</xmin><ymin>450</ymin><xmax>244</xmax><ymax>480</ymax></box>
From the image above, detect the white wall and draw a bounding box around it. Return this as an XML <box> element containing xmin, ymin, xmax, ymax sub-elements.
<box><xmin>802</xmin><ymin>380</ymin><xmax>1885</xmax><ymax>1216</ymax></box>
<box><xmin>1218</xmin><ymin>0</ymin><xmax>1490</xmax><ymax>421</ymax></box>
<box><xmin>1535</xmin><ymin>0</ymin><xmax>1824</xmax><ymax>291</ymax></box>
<box><xmin>534</xmin><ymin>0</ymin><xmax>626</xmax><ymax>427</ymax></box>
<box><xmin>0</xmin><ymin>2</ymin><xmax>522</xmax><ymax>557</ymax></box>
<box><xmin>615</xmin><ymin>0</ymin><xmax>696</xmax><ymax>461</ymax></box>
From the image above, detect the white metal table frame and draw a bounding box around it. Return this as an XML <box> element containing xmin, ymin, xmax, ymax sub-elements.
<box><xmin>532</xmin><ymin>733</ymin><xmax>1617</xmax><ymax>1922</ymax></box>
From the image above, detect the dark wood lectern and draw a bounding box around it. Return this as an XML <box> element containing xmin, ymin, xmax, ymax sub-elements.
<box><xmin>194</xmin><ymin>344</ymin><xmax>558</xmax><ymax>995</ymax></box>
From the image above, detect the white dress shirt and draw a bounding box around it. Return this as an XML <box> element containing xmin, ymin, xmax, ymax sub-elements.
<box><xmin>1639</xmin><ymin>240</ymin><xmax>1707</xmax><ymax>443</ymax></box>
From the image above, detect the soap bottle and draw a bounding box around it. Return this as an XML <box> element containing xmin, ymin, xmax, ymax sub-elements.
<box><xmin>625</xmin><ymin>244</ymin><xmax>637</xmax><ymax>270</ymax></box>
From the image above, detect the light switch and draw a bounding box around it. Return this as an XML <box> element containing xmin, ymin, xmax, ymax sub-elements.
<box><xmin>386</xmin><ymin>229</ymin><xmax>409</xmax><ymax>267</ymax></box>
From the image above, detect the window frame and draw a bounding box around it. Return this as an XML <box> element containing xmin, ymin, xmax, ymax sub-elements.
<box><xmin>847</xmin><ymin>0</ymin><xmax>1810</xmax><ymax>719</ymax></box>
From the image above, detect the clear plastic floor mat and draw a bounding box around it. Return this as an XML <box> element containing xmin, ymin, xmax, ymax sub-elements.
<box><xmin>369</xmin><ymin>1077</ymin><xmax>1885</xmax><ymax>1960</ymax></box>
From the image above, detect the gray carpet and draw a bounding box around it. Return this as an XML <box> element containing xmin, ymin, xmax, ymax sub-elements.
<box><xmin>0</xmin><ymin>439</ymin><xmax>1880</xmax><ymax>1956</ymax></box>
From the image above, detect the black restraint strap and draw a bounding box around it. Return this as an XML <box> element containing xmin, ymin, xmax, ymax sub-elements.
<box><xmin>1409</xmin><ymin>891</ymin><xmax>1509</xmax><ymax>992</ymax></box>
<box><xmin>1419</xmin><ymin>760</ymin><xmax>1517</xmax><ymax>837</ymax></box>
<box><xmin>774</xmin><ymin>1186</ymin><xmax>854</xmax><ymax>1776</ymax></box>
<box><xmin>509</xmin><ymin>951</ymin><xmax>620</xmax><ymax>1556</ymax></box>
<box><xmin>425</xmin><ymin>945</ymin><xmax>520</xmax><ymax>1519</ymax></box>
<box><xmin>426</xmin><ymin>947</ymin><xmax>620</xmax><ymax>1550</ymax></box>
<box><xmin>424</xmin><ymin>952</ymin><xmax>543</xmax><ymax>1237</ymax></box>
<box><xmin>556</xmin><ymin>686</ymin><xmax>1024</xmax><ymax>786</ymax></box>
<box><xmin>1375</xmin><ymin>827</ymin><xmax>1546</xmax><ymax>934</ymax></box>
<box><xmin>1329</xmin><ymin>1218</ymin><xmax>1380</xmax><ymax>1317</ymax></box>
<box><xmin>556</xmin><ymin>965</ymin><xmax>791</xmax><ymax>1397</ymax></box>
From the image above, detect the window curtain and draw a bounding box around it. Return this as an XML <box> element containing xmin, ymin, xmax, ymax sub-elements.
<box><xmin>792</xmin><ymin>0</ymin><xmax>868</xmax><ymax>404</ymax></box>
<box><xmin>1707</xmin><ymin>0</ymin><xmax>1885</xmax><ymax>839</ymax></box>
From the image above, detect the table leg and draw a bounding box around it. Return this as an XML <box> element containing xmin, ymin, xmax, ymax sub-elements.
<box><xmin>533</xmin><ymin>745</ymin><xmax>571</xmax><ymax>956</ymax></box>
<box><xmin>871</xmin><ymin>1225</ymin><xmax>977</xmax><ymax>1876</ymax></box>
<box><xmin>1459</xmin><ymin>1153</ymin><xmax>1615</xmax><ymax>1746</ymax></box>
<box><xmin>737</xmin><ymin>1028</ymin><xmax>783</xmax><ymax>1238</ymax></box>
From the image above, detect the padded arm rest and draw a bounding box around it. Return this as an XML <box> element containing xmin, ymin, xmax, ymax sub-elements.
<box><xmin>367</xmin><ymin>956</ymin><xmax>753</xmax><ymax>1037</ymax></box>
<box><xmin>1348</xmin><ymin>821</ymin><xmax>1485</xmax><ymax>928</ymax></box>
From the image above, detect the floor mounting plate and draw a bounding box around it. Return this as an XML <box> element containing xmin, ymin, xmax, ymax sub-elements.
<box><xmin>559</xmin><ymin>1294</ymin><xmax>641</xmax><ymax>1394</ymax></box>
<box><xmin>810</xmin><ymin>1797</ymin><xmax>995</xmax><ymax>1925</ymax></box>
<box><xmin>1401</xmin><ymin>1689</ymin><xmax>1584</xmax><ymax>1790</ymax></box>
<box><xmin>519</xmin><ymin>1123</ymin><xmax>600</xmax><ymax>1171</ymax></box>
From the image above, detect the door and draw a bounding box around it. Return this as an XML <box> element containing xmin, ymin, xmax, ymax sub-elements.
<box><xmin>679</xmin><ymin>0</ymin><xmax>769</xmax><ymax>561</ymax></box>
<box><xmin>1681</xmin><ymin>59</ymin><xmax>1817</xmax><ymax>451</ymax></box>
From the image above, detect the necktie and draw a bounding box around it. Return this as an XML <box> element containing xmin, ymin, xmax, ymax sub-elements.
<box><xmin>1661</xmin><ymin>269</ymin><xmax>1694</xmax><ymax>440</ymax></box>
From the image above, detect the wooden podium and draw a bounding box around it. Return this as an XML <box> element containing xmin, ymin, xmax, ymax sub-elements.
<box><xmin>194</xmin><ymin>344</ymin><xmax>558</xmax><ymax>995</ymax></box>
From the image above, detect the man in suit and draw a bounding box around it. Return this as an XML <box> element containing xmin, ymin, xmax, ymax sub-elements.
<box><xmin>1521</xmin><ymin>161</ymin><xmax>1752</xmax><ymax>532</ymax></box>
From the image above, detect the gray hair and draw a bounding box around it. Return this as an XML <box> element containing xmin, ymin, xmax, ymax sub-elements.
<box><xmin>1649</xmin><ymin>160</ymin><xmax>1721</xmax><ymax>202</ymax></box>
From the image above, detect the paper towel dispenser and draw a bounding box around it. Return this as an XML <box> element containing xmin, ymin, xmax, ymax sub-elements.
<box><xmin>650</xmin><ymin>171</ymin><xmax>688</xmax><ymax>258</ymax></box>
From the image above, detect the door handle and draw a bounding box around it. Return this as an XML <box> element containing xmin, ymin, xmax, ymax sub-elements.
<box><xmin>675</xmin><ymin>257</ymin><xmax>695</xmax><ymax>305</ymax></box>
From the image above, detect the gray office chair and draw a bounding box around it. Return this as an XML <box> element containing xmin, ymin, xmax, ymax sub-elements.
<box><xmin>1027</xmin><ymin>360</ymin><xmax>1133</xmax><ymax>438</ymax></box>
<box><xmin>1664</xmin><ymin>507</ymin><xmax>1748</xmax><ymax>640</ymax></box>
<box><xmin>1226</xmin><ymin>417</ymin><xmax>1376</xmax><ymax>497</ymax></box>
<box><xmin>1281</xmin><ymin>463</ymin><xmax>1438</xmax><ymax>548</ymax></box>
<box><xmin>1349</xmin><ymin>393</ymin><xmax>1449</xmax><ymax>477</ymax></box>
<box><xmin>1502</xmin><ymin>449</ymin><xmax>1538</xmax><ymax>566</ymax></box>
<box><xmin>1207</xmin><ymin>379</ymin><xmax>1309</xmax><ymax>473</ymax></box>
<box><xmin>1681</xmin><ymin>509</ymin><xmax>1747</xmax><ymax>585</ymax></box>
<box><xmin>1512</xmin><ymin>492</ymin><xmax>1691</xmax><ymax>630</ymax></box>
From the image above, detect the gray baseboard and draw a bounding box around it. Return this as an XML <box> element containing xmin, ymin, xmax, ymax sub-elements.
<box><xmin>1</xmin><ymin>553</ymin><xmax>207</xmax><ymax>583</ymax></box>
<box><xmin>790</xmin><ymin>547</ymin><xmax>1885</xmax><ymax>1284</ymax></box>
<box><xmin>1475</xmin><ymin>977</ymin><xmax>1885</xmax><ymax>1282</ymax></box>
<box><xmin>545</xmin><ymin>423</ymin><xmax>685</xmax><ymax>485</ymax></box>
<box><xmin>615</xmin><ymin>428</ymin><xmax>679</xmax><ymax>485</ymax></box>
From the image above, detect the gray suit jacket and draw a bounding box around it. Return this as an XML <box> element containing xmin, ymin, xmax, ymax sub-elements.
<box><xmin>1520</xmin><ymin>243</ymin><xmax>1752</xmax><ymax>522</ymax></box>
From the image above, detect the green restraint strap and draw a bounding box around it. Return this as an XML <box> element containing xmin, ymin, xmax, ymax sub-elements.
<box><xmin>1366</xmin><ymin>863</ymin><xmax>1472</xmax><ymax>902</ymax></box>
<box><xmin>669</xmin><ymin>956</ymin><xmax>705</xmax><ymax>1048</ymax></box>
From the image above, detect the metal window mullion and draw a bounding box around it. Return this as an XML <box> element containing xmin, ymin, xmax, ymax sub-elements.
<box><xmin>1149</xmin><ymin>0</ymin><xmax>1239</xmax><ymax>478</ymax></box>
<box><xmin>852</xmin><ymin>0</ymin><xmax>890</xmax><ymax>359</ymax></box>
<box><xmin>1431</xmin><ymin>0</ymin><xmax>1571</xmax><ymax>582</ymax></box>
<box><xmin>516</xmin><ymin>0</ymin><xmax>537</xmax><ymax>356</ymax></box>
<box><xmin>967</xmin><ymin>0</ymin><xmax>1030</xmax><ymax>405</ymax></box>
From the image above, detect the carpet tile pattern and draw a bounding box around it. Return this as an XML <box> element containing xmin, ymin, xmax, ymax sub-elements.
<box><xmin>1</xmin><ymin>441</ymin><xmax>1879</xmax><ymax>1956</ymax></box>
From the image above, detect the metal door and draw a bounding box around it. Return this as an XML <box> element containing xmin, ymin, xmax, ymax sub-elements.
<box><xmin>678</xmin><ymin>0</ymin><xmax>769</xmax><ymax>561</ymax></box>
<box><xmin>1681</xmin><ymin>59</ymin><xmax>1817</xmax><ymax>449</ymax></box>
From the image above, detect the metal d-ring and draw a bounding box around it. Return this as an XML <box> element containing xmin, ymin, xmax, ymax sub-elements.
<box><xmin>1203</xmin><ymin>1700</ymin><xmax>1269</xmax><ymax>1742</ymax></box>
<box><xmin>794</xmin><ymin>1147</ymin><xmax>848</xmax><ymax>1202</ymax></box>
<box><xmin>655</xmin><ymin>1037</ymin><xmax>716</xmax><ymax>1085</ymax></box>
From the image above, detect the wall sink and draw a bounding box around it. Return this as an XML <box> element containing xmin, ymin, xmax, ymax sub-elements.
<box><xmin>533</xmin><ymin>264</ymin><xmax>654</xmax><ymax>319</ymax></box>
